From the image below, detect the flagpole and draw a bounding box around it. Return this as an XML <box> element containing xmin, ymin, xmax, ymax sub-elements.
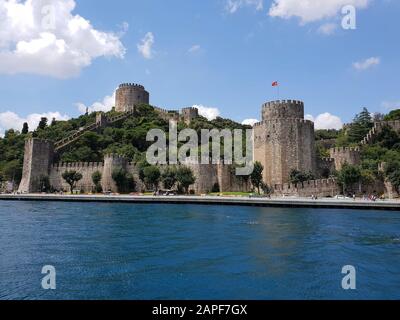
<box><xmin>272</xmin><ymin>81</ymin><xmax>280</xmax><ymax>100</ymax></box>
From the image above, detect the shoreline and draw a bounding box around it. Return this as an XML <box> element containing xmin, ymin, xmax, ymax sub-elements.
<box><xmin>0</xmin><ymin>194</ymin><xmax>399</xmax><ymax>211</ymax></box>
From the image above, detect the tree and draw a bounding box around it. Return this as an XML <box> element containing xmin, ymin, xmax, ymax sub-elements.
<box><xmin>289</xmin><ymin>169</ymin><xmax>315</xmax><ymax>184</ymax></box>
<box><xmin>250</xmin><ymin>161</ymin><xmax>264</xmax><ymax>194</ymax></box>
<box><xmin>347</xmin><ymin>108</ymin><xmax>373</xmax><ymax>143</ymax></box>
<box><xmin>0</xmin><ymin>171</ymin><xmax>4</xmax><ymax>190</ymax></box>
<box><xmin>337</xmin><ymin>164</ymin><xmax>362</xmax><ymax>194</ymax></box>
<box><xmin>2</xmin><ymin>159</ymin><xmax>22</xmax><ymax>184</ymax></box>
<box><xmin>261</xmin><ymin>182</ymin><xmax>272</xmax><ymax>196</ymax></box>
<box><xmin>373</xmin><ymin>112</ymin><xmax>384</xmax><ymax>122</ymax></box>
<box><xmin>143</xmin><ymin>166</ymin><xmax>161</xmax><ymax>191</ymax></box>
<box><xmin>388</xmin><ymin>171</ymin><xmax>400</xmax><ymax>194</ymax></box>
<box><xmin>62</xmin><ymin>170</ymin><xmax>83</xmax><ymax>193</ymax></box>
<box><xmin>161</xmin><ymin>166</ymin><xmax>177</xmax><ymax>190</ymax></box>
<box><xmin>360</xmin><ymin>169</ymin><xmax>375</xmax><ymax>192</ymax></box>
<box><xmin>384</xmin><ymin>109</ymin><xmax>400</xmax><ymax>121</ymax></box>
<box><xmin>22</xmin><ymin>122</ymin><xmax>29</xmax><ymax>134</ymax></box>
<box><xmin>37</xmin><ymin>117</ymin><xmax>48</xmax><ymax>130</ymax></box>
<box><xmin>112</xmin><ymin>167</ymin><xmax>134</xmax><ymax>193</ymax></box>
<box><xmin>385</xmin><ymin>161</ymin><xmax>400</xmax><ymax>193</ymax></box>
<box><xmin>92</xmin><ymin>171</ymin><xmax>102</xmax><ymax>193</ymax></box>
<box><xmin>375</xmin><ymin>125</ymin><xmax>400</xmax><ymax>149</ymax></box>
<box><xmin>176</xmin><ymin>166</ymin><xmax>196</xmax><ymax>194</ymax></box>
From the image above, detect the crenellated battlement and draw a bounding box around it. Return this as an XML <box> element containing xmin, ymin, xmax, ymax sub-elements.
<box><xmin>262</xmin><ymin>100</ymin><xmax>304</xmax><ymax>108</ymax></box>
<box><xmin>329</xmin><ymin>146</ymin><xmax>360</xmax><ymax>154</ymax></box>
<box><xmin>153</xmin><ymin>106</ymin><xmax>170</xmax><ymax>114</ymax></box>
<box><xmin>181</xmin><ymin>107</ymin><xmax>198</xmax><ymax>112</ymax></box>
<box><xmin>118</xmin><ymin>83</ymin><xmax>145</xmax><ymax>89</ymax></box>
<box><xmin>181</xmin><ymin>107</ymin><xmax>199</xmax><ymax>124</ymax></box>
<box><xmin>273</xmin><ymin>178</ymin><xmax>339</xmax><ymax>197</ymax></box>
<box><xmin>104</xmin><ymin>153</ymin><xmax>127</xmax><ymax>163</ymax></box>
<box><xmin>52</xmin><ymin>162</ymin><xmax>104</xmax><ymax>170</ymax></box>
<box><xmin>329</xmin><ymin>146</ymin><xmax>361</xmax><ymax>171</ymax></box>
<box><xmin>261</xmin><ymin>99</ymin><xmax>305</xmax><ymax>121</ymax></box>
<box><xmin>253</xmin><ymin>118</ymin><xmax>314</xmax><ymax>126</ymax></box>
<box><xmin>116</xmin><ymin>82</ymin><xmax>150</xmax><ymax>112</ymax></box>
<box><xmin>361</xmin><ymin>120</ymin><xmax>400</xmax><ymax>145</ymax></box>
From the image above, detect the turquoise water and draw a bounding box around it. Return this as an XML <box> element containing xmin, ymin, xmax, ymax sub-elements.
<box><xmin>0</xmin><ymin>201</ymin><xmax>399</xmax><ymax>300</ymax></box>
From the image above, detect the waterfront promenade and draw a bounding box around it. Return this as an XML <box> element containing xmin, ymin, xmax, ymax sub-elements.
<box><xmin>0</xmin><ymin>194</ymin><xmax>399</xmax><ymax>211</ymax></box>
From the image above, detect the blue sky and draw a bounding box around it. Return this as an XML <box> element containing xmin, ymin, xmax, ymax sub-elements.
<box><xmin>0</xmin><ymin>0</ymin><xmax>399</xmax><ymax>135</ymax></box>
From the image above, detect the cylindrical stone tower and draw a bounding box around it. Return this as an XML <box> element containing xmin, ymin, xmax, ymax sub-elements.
<box><xmin>254</xmin><ymin>100</ymin><xmax>317</xmax><ymax>186</ymax></box>
<box><xmin>115</xmin><ymin>83</ymin><xmax>150</xmax><ymax>112</ymax></box>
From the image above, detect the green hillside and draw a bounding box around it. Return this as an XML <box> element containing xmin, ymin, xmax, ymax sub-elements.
<box><xmin>0</xmin><ymin>104</ymin><xmax>249</xmax><ymax>186</ymax></box>
<box><xmin>315</xmin><ymin>108</ymin><xmax>400</xmax><ymax>193</ymax></box>
<box><xmin>1</xmin><ymin>104</ymin><xmax>400</xmax><ymax>194</ymax></box>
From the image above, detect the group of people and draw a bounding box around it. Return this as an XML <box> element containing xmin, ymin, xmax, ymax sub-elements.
<box><xmin>362</xmin><ymin>194</ymin><xmax>383</xmax><ymax>201</ymax></box>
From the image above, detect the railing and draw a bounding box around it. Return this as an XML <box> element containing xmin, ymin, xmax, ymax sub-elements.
<box><xmin>54</xmin><ymin>109</ymin><xmax>134</xmax><ymax>152</ymax></box>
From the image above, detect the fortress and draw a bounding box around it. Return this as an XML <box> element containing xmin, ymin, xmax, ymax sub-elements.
<box><xmin>17</xmin><ymin>82</ymin><xmax>397</xmax><ymax>197</ymax></box>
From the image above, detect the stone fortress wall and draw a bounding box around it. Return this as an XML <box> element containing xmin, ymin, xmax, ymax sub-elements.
<box><xmin>17</xmin><ymin>82</ymin><xmax>400</xmax><ymax>197</ymax></box>
<box><xmin>273</xmin><ymin>178</ymin><xmax>339</xmax><ymax>198</ymax></box>
<box><xmin>361</xmin><ymin>120</ymin><xmax>400</xmax><ymax>145</ymax></box>
<box><xmin>18</xmin><ymin>139</ymin><xmax>54</xmax><ymax>193</ymax></box>
<box><xmin>19</xmin><ymin>139</ymin><xmax>250</xmax><ymax>194</ymax></box>
<box><xmin>329</xmin><ymin>147</ymin><xmax>361</xmax><ymax>171</ymax></box>
<box><xmin>115</xmin><ymin>83</ymin><xmax>199</xmax><ymax>125</ymax></box>
<box><xmin>49</xmin><ymin>161</ymin><xmax>104</xmax><ymax>193</ymax></box>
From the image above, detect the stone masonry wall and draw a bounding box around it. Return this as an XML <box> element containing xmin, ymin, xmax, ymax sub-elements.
<box><xmin>254</xmin><ymin>100</ymin><xmax>317</xmax><ymax>186</ymax></box>
<box><xmin>18</xmin><ymin>139</ymin><xmax>54</xmax><ymax>193</ymax></box>
<box><xmin>46</xmin><ymin>157</ymin><xmax>247</xmax><ymax>195</ymax></box>
<box><xmin>254</xmin><ymin>118</ymin><xmax>317</xmax><ymax>186</ymax></box>
<box><xmin>362</xmin><ymin>120</ymin><xmax>400</xmax><ymax>145</ymax></box>
<box><xmin>273</xmin><ymin>178</ymin><xmax>339</xmax><ymax>198</ymax></box>
<box><xmin>329</xmin><ymin>147</ymin><xmax>361</xmax><ymax>171</ymax></box>
<box><xmin>49</xmin><ymin>162</ymin><xmax>104</xmax><ymax>193</ymax></box>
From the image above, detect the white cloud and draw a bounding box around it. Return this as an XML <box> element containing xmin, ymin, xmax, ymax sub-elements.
<box><xmin>225</xmin><ymin>0</ymin><xmax>263</xmax><ymax>13</ymax></box>
<box><xmin>0</xmin><ymin>110</ymin><xmax>70</xmax><ymax>137</ymax></box>
<box><xmin>76</xmin><ymin>90</ymin><xmax>116</xmax><ymax>114</ymax></box>
<box><xmin>269</xmin><ymin>0</ymin><xmax>370</xmax><ymax>23</ymax></box>
<box><xmin>192</xmin><ymin>105</ymin><xmax>220</xmax><ymax>121</ymax></box>
<box><xmin>306</xmin><ymin>113</ymin><xmax>343</xmax><ymax>130</ymax></box>
<box><xmin>353</xmin><ymin>57</ymin><xmax>380</xmax><ymax>71</ymax></box>
<box><xmin>242</xmin><ymin>119</ymin><xmax>259</xmax><ymax>126</ymax></box>
<box><xmin>317</xmin><ymin>22</ymin><xmax>337</xmax><ymax>35</ymax></box>
<box><xmin>188</xmin><ymin>45</ymin><xmax>201</xmax><ymax>54</ymax></box>
<box><xmin>0</xmin><ymin>0</ymin><xmax>125</xmax><ymax>78</ymax></box>
<box><xmin>381</xmin><ymin>100</ymin><xmax>400</xmax><ymax>111</ymax></box>
<box><xmin>137</xmin><ymin>32</ymin><xmax>154</xmax><ymax>59</ymax></box>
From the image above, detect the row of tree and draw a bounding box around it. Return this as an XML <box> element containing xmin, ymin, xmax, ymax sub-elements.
<box><xmin>54</xmin><ymin>165</ymin><xmax>197</xmax><ymax>195</ymax></box>
<box><xmin>44</xmin><ymin>162</ymin><xmax>271</xmax><ymax>196</ymax></box>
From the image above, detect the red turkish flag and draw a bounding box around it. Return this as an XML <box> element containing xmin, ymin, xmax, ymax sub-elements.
<box><xmin>272</xmin><ymin>81</ymin><xmax>279</xmax><ymax>87</ymax></box>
